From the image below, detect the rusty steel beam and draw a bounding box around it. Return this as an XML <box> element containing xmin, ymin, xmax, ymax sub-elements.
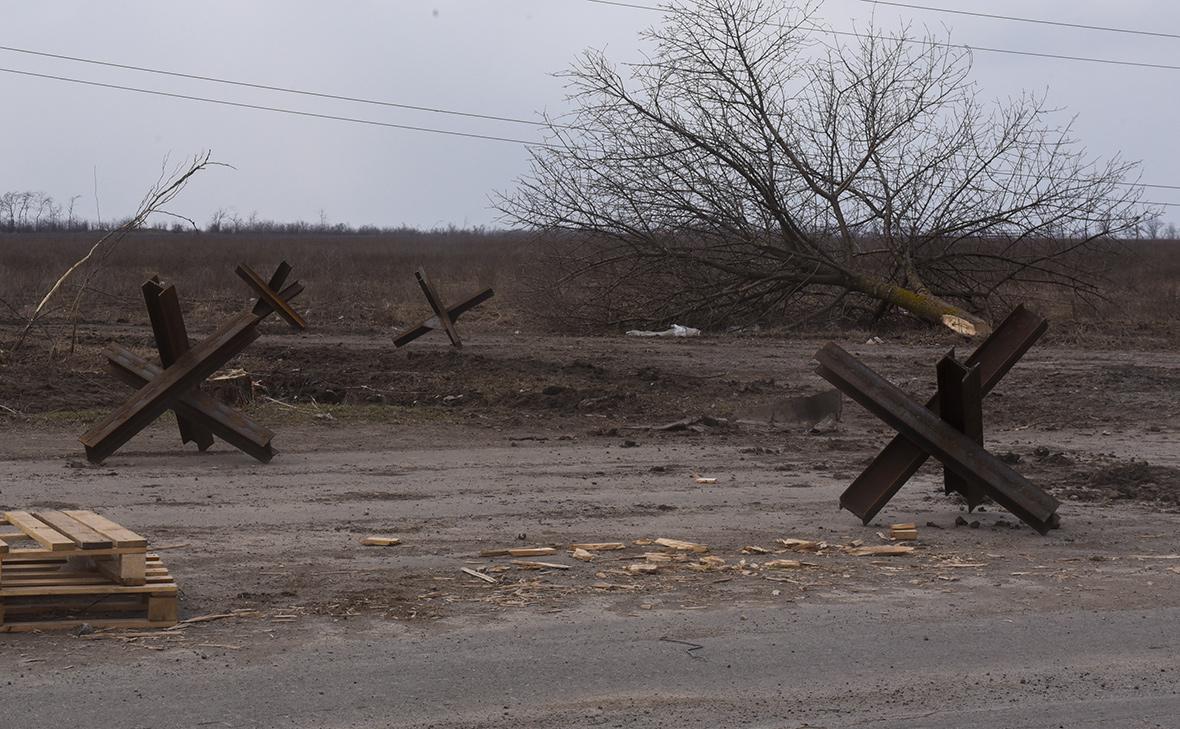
<box><xmin>142</xmin><ymin>279</ymin><xmax>215</xmax><ymax>451</ymax></box>
<box><xmin>838</xmin><ymin>305</ymin><xmax>1047</xmax><ymax>524</ymax></box>
<box><xmin>816</xmin><ymin>342</ymin><xmax>1059</xmax><ymax>534</ymax></box>
<box><xmin>937</xmin><ymin>352</ymin><xmax>985</xmax><ymax>509</ymax></box>
<box><xmin>252</xmin><ymin>261</ymin><xmax>292</xmax><ymax>316</ymax></box>
<box><xmin>106</xmin><ymin>347</ymin><xmax>275</xmax><ymax>463</ymax></box>
<box><xmin>81</xmin><ymin>261</ymin><xmax>306</xmax><ymax>464</ymax></box>
<box><xmin>394</xmin><ymin>284</ymin><xmax>495</xmax><ymax>348</ymax></box>
<box><xmin>236</xmin><ymin>263</ymin><xmax>307</xmax><ymax>330</ymax></box>
<box><xmin>414</xmin><ymin>267</ymin><xmax>463</xmax><ymax>347</ymax></box>
<box><xmin>80</xmin><ymin>312</ymin><xmax>261</xmax><ymax>464</ymax></box>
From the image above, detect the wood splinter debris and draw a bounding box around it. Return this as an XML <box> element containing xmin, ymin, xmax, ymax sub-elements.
<box><xmin>480</xmin><ymin>547</ymin><xmax>559</xmax><ymax>558</ymax></box>
<box><xmin>360</xmin><ymin>536</ymin><xmax>402</xmax><ymax>547</ymax></box>
<box><xmin>889</xmin><ymin>523</ymin><xmax>919</xmax><ymax>541</ymax></box>
<box><xmin>511</xmin><ymin>560</ymin><xmax>571</xmax><ymax>571</ymax></box>
<box><xmin>642</xmin><ymin>552</ymin><xmax>677</xmax><ymax>563</ymax></box>
<box><xmin>461</xmin><ymin>567</ymin><xmax>498</xmax><ymax>584</ymax></box>
<box><xmin>570</xmin><ymin>542</ymin><xmax>626</xmax><ymax>552</ymax></box>
<box><xmin>846</xmin><ymin>545</ymin><xmax>915</xmax><ymax>557</ymax></box>
<box><xmin>654</xmin><ymin>537</ymin><xmax>709</xmax><ymax>553</ymax></box>
<box><xmin>777</xmin><ymin>538</ymin><xmax>823</xmax><ymax>552</ymax></box>
<box><xmin>764</xmin><ymin>559</ymin><xmax>803</xmax><ymax>570</ymax></box>
<box><xmin>627</xmin><ymin>563</ymin><xmax>660</xmax><ymax>574</ymax></box>
<box><xmin>571</xmin><ymin>548</ymin><xmax>594</xmax><ymax>562</ymax></box>
<box><xmin>692</xmin><ymin>473</ymin><xmax>718</xmax><ymax>485</ymax></box>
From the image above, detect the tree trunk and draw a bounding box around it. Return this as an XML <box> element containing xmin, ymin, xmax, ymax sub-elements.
<box><xmin>845</xmin><ymin>273</ymin><xmax>991</xmax><ymax>337</ymax></box>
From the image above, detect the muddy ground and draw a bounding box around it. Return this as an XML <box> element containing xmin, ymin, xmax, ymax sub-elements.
<box><xmin>1</xmin><ymin>327</ymin><xmax>1179</xmax><ymax>727</ymax></box>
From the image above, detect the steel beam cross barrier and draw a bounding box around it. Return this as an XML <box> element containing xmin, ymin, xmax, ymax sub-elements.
<box><xmin>833</xmin><ymin>305</ymin><xmax>1048</xmax><ymax>525</ymax></box>
<box><xmin>814</xmin><ymin>317</ymin><xmax>1061</xmax><ymax>535</ymax></box>
<box><xmin>79</xmin><ymin>262</ymin><xmax>306</xmax><ymax>464</ymax></box>
<box><xmin>393</xmin><ymin>267</ymin><xmax>495</xmax><ymax>348</ymax></box>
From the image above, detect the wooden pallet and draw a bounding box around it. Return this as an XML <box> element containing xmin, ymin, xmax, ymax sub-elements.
<box><xmin>0</xmin><ymin>554</ymin><xmax>178</xmax><ymax>632</ymax></box>
<box><xmin>1</xmin><ymin>510</ymin><xmax>149</xmax><ymax>586</ymax></box>
<box><xmin>1</xmin><ymin>510</ymin><xmax>178</xmax><ymax>631</ymax></box>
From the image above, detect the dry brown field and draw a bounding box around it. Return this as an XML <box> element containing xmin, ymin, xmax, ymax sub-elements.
<box><xmin>1</xmin><ymin>231</ymin><xmax>1178</xmax><ymax>727</ymax></box>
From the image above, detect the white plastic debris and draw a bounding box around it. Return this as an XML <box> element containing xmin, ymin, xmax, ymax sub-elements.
<box><xmin>625</xmin><ymin>324</ymin><xmax>701</xmax><ymax>338</ymax></box>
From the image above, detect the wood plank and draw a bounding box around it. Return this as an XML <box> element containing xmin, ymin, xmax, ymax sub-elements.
<box><xmin>3</xmin><ymin>511</ymin><xmax>74</xmax><ymax>552</ymax></box>
<box><xmin>1</xmin><ymin>599</ymin><xmax>146</xmax><ymax>615</ymax></box>
<box><xmin>0</xmin><ymin>618</ymin><xmax>174</xmax><ymax>633</ymax></box>
<box><xmin>147</xmin><ymin>594</ymin><xmax>179</xmax><ymax>623</ymax></box>
<box><xmin>35</xmin><ymin>512</ymin><xmax>113</xmax><ymax>549</ymax></box>
<box><xmin>2</xmin><ymin>569</ymin><xmax>94</xmax><ymax>581</ymax></box>
<box><xmin>93</xmin><ymin>553</ymin><xmax>148</xmax><ymax>586</ymax></box>
<box><xmin>0</xmin><ymin>582</ymin><xmax>176</xmax><ymax>597</ymax></box>
<box><xmin>3</xmin><ymin>568</ymin><xmax>168</xmax><ymax>584</ymax></box>
<box><xmin>3</xmin><ymin>575</ymin><xmax>113</xmax><ymax>587</ymax></box>
<box><xmin>508</xmin><ymin>547</ymin><xmax>557</xmax><ymax>557</ymax></box>
<box><xmin>511</xmin><ymin>560</ymin><xmax>571</xmax><ymax>570</ymax></box>
<box><xmin>460</xmin><ymin>567</ymin><xmax>497</xmax><ymax>584</ymax></box>
<box><xmin>7</xmin><ymin>546</ymin><xmax>149</xmax><ymax>559</ymax></box>
<box><xmin>0</xmin><ymin>536</ymin><xmax>7</xmax><ymax>555</ymax></box>
<box><xmin>61</xmin><ymin>511</ymin><xmax>147</xmax><ymax>549</ymax></box>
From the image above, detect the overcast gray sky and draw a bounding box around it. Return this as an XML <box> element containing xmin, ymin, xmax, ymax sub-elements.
<box><xmin>1</xmin><ymin>0</ymin><xmax>1176</xmax><ymax>229</ymax></box>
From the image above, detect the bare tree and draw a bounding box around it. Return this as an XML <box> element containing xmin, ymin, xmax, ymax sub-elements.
<box><xmin>14</xmin><ymin>151</ymin><xmax>222</xmax><ymax>353</ymax></box>
<box><xmin>498</xmin><ymin>0</ymin><xmax>1154</xmax><ymax>335</ymax></box>
<box><xmin>207</xmin><ymin>207</ymin><xmax>228</xmax><ymax>233</ymax></box>
<box><xmin>67</xmin><ymin>194</ymin><xmax>82</xmax><ymax>229</ymax></box>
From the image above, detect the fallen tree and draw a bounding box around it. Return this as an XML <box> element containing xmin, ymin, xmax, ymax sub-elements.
<box><xmin>498</xmin><ymin>0</ymin><xmax>1154</xmax><ymax>335</ymax></box>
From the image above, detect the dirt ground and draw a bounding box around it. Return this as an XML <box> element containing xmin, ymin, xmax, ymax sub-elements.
<box><xmin>2</xmin><ymin>327</ymin><xmax>1179</xmax><ymax>727</ymax></box>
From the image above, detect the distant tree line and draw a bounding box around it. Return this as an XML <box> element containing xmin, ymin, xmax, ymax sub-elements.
<box><xmin>2</xmin><ymin>188</ymin><xmax>1175</xmax><ymax>239</ymax></box>
<box><xmin>0</xmin><ymin>190</ymin><xmax>501</xmax><ymax>236</ymax></box>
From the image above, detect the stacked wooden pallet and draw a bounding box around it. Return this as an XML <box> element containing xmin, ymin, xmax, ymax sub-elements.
<box><xmin>0</xmin><ymin>510</ymin><xmax>178</xmax><ymax>632</ymax></box>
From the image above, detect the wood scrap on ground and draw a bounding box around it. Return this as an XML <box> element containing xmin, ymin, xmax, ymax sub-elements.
<box><xmin>460</xmin><ymin>567</ymin><xmax>498</xmax><ymax>584</ymax></box>
<box><xmin>627</xmin><ymin>415</ymin><xmax>728</xmax><ymax>433</ymax></box>
<box><xmin>360</xmin><ymin>536</ymin><xmax>401</xmax><ymax>546</ymax></box>
<box><xmin>480</xmin><ymin>547</ymin><xmax>558</xmax><ymax>557</ymax></box>
<box><xmin>890</xmin><ymin>523</ymin><xmax>919</xmax><ymax>541</ymax></box>
<box><xmin>845</xmin><ymin>545</ymin><xmax>916</xmax><ymax>557</ymax></box>
<box><xmin>764</xmin><ymin>559</ymin><xmax>804</xmax><ymax>569</ymax></box>
<box><xmin>654</xmin><ymin>537</ymin><xmax>709</xmax><ymax>553</ymax></box>
<box><xmin>511</xmin><ymin>560</ymin><xmax>571</xmax><ymax>571</ymax></box>
<box><xmin>777</xmin><ymin>538</ymin><xmax>824</xmax><ymax>552</ymax></box>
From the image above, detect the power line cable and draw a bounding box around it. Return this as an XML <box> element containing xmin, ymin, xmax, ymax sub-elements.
<box><xmin>576</xmin><ymin>0</ymin><xmax>1180</xmax><ymax>201</ymax></box>
<box><xmin>1</xmin><ymin>60</ymin><xmax>1175</xmax><ymax>206</ymax></box>
<box><xmin>584</xmin><ymin>0</ymin><xmax>661</xmax><ymax>9</ymax></box>
<box><xmin>0</xmin><ymin>66</ymin><xmax>550</xmax><ymax>146</ymax></box>
<box><xmin>856</xmin><ymin>1</ymin><xmax>1180</xmax><ymax>41</ymax></box>
<box><xmin>0</xmin><ymin>42</ymin><xmax>560</xmax><ymax>129</ymax></box>
<box><xmin>582</xmin><ymin>0</ymin><xmax>1180</xmax><ymax>71</ymax></box>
